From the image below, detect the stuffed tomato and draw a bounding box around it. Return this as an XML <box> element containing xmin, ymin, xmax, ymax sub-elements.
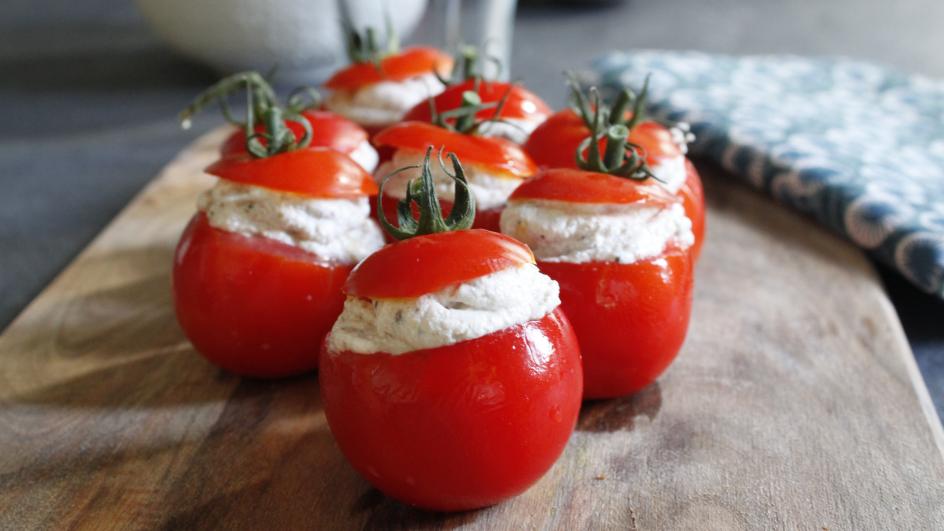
<box><xmin>373</xmin><ymin>120</ymin><xmax>537</xmax><ymax>232</ymax></box>
<box><xmin>323</xmin><ymin>23</ymin><xmax>452</xmax><ymax>134</ymax></box>
<box><xmin>503</xmin><ymin>123</ymin><xmax>695</xmax><ymax>398</ymax></box>
<box><xmin>320</xmin><ymin>149</ymin><xmax>582</xmax><ymax>511</ymax></box>
<box><xmin>174</xmin><ymin>79</ymin><xmax>385</xmax><ymax>377</ymax></box>
<box><xmin>525</xmin><ymin>83</ymin><xmax>705</xmax><ymax>258</ymax></box>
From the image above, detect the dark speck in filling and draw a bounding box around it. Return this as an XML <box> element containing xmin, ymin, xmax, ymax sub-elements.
<box><xmin>395</xmin><ymin>310</ymin><xmax>403</xmax><ymax>323</ymax></box>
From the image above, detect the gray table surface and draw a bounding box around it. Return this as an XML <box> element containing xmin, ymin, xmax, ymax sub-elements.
<box><xmin>2</xmin><ymin>0</ymin><xmax>942</xmax><ymax>421</ymax></box>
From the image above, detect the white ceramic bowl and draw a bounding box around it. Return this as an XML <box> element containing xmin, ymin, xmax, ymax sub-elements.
<box><xmin>135</xmin><ymin>0</ymin><xmax>429</xmax><ymax>84</ymax></box>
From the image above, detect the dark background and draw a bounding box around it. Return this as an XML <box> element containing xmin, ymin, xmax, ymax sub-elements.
<box><xmin>1</xmin><ymin>0</ymin><xmax>942</xmax><ymax>417</ymax></box>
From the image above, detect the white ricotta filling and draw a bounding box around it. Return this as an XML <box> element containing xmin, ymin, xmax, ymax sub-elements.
<box><xmin>670</xmin><ymin>122</ymin><xmax>695</xmax><ymax>155</ymax></box>
<box><xmin>347</xmin><ymin>139</ymin><xmax>379</xmax><ymax>173</ymax></box>
<box><xmin>650</xmin><ymin>155</ymin><xmax>688</xmax><ymax>194</ymax></box>
<box><xmin>500</xmin><ymin>199</ymin><xmax>694</xmax><ymax>264</ymax></box>
<box><xmin>325</xmin><ymin>73</ymin><xmax>445</xmax><ymax>127</ymax></box>
<box><xmin>198</xmin><ymin>180</ymin><xmax>385</xmax><ymax>264</ymax></box>
<box><xmin>476</xmin><ymin>116</ymin><xmax>546</xmax><ymax>145</ymax></box>
<box><xmin>375</xmin><ymin>149</ymin><xmax>524</xmax><ymax>211</ymax></box>
<box><xmin>327</xmin><ymin>263</ymin><xmax>560</xmax><ymax>355</ymax></box>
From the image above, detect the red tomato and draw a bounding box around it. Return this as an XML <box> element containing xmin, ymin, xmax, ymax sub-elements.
<box><xmin>205</xmin><ymin>147</ymin><xmax>378</xmax><ymax>199</ymax></box>
<box><xmin>346</xmin><ymin>228</ymin><xmax>533</xmax><ymax>299</ymax></box>
<box><xmin>374</xmin><ymin>122</ymin><xmax>537</xmax><ymax>178</ymax></box>
<box><xmin>539</xmin><ymin>247</ymin><xmax>693</xmax><ymax>398</ymax></box>
<box><xmin>320</xmin><ymin>307</ymin><xmax>583</xmax><ymax>511</ymax></box>
<box><xmin>220</xmin><ymin>110</ymin><xmax>368</xmax><ymax>159</ymax></box>
<box><xmin>325</xmin><ymin>47</ymin><xmax>453</xmax><ymax>92</ymax></box>
<box><xmin>402</xmin><ymin>79</ymin><xmax>551</xmax><ymax>124</ymax></box>
<box><xmin>524</xmin><ymin>110</ymin><xmax>705</xmax><ymax>258</ymax></box>
<box><xmin>173</xmin><ymin>214</ymin><xmax>351</xmax><ymax>377</ymax></box>
<box><xmin>378</xmin><ymin>193</ymin><xmax>502</xmax><ymax>234</ymax></box>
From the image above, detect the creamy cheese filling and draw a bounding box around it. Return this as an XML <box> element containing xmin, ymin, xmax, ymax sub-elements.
<box><xmin>325</xmin><ymin>73</ymin><xmax>445</xmax><ymax>127</ymax></box>
<box><xmin>670</xmin><ymin>122</ymin><xmax>695</xmax><ymax>155</ymax></box>
<box><xmin>500</xmin><ymin>199</ymin><xmax>694</xmax><ymax>264</ymax></box>
<box><xmin>476</xmin><ymin>116</ymin><xmax>546</xmax><ymax>145</ymax></box>
<box><xmin>650</xmin><ymin>155</ymin><xmax>688</xmax><ymax>194</ymax></box>
<box><xmin>198</xmin><ymin>180</ymin><xmax>385</xmax><ymax>264</ymax></box>
<box><xmin>376</xmin><ymin>149</ymin><xmax>524</xmax><ymax>211</ymax></box>
<box><xmin>327</xmin><ymin>263</ymin><xmax>560</xmax><ymax>355</ymax></box>
<box><xmin>347</xmin><ymin>139</ymin><xmax>379</xmax><ymax>173</ymax></box>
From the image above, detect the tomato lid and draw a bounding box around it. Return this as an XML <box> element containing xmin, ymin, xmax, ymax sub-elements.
<box><xmin>220</xmin><ymin>110</ymin><xmax>368</xmax><ymax>157</ymax></box>
<box><xmin>205</xmin><ymin>147</ymin><xmax>378</xmax><ymax>199</ymax></box>
<box><xmin>325</xmin><ymin>47</ymin><xmax>453</xmax><ymax>91</ymax></box>
<box><xmin>346</xmin><ymin>229</ymin><xmax>535</xmax><ymax>299</ymax></box>
<box><xmin>509</xmin><ymin>167</ymin><xmax>676</xmax><ymax>205</ymax></box>
<box><xmin>526</xmin><ymin>108</ymin><xmax>682</xmax><ymax>169</ymax></box>
<box><xmin>374</xmin><ymin>121</ymin><xmax>536</xmax><ymax>178</ymax></box>
<box><xmin>524</xmin><ymin>108</ymin><xmax>589</xmax><ymax>169</ymax></box>
<box><xmin>403</xmin><ymin>79</ymin><xmax>551</xmax><ymax>123</ymax></box>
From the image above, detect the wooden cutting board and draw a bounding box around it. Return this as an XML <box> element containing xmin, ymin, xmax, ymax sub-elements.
<box><xmin>1</xmin><ymin>128</ymin><xmax>942</xmax><ymax>530</ymax></box>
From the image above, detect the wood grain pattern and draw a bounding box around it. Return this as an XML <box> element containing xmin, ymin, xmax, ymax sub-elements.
<box><xmin>1</xmin><ymin>129</ymin><xmax>942</xmax><ymax>530</ymax></box>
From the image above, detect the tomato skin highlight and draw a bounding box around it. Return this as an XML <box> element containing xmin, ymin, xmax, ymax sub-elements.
<box><xmin>346</xmin><ymin>229</ymin><xmax>534</xmax><ymax>299</ymax></box>
<box><xmin>402</xmin><ymin>79</ymin><xmax>551</xmax><ymax>124</ymax></box>
<box><xmin>374</xmin><ymin>122</ymin><xmax>537</xmax><ymax>178</ymax></box>
<box><xmin>220</xmin><ymin>110</ymin><xmax>369</xmax><ymax>158</ymax></box>
<box><xmin>538</xmin><ymin>247</ymin><xmax>693</xmax><ymax>398</ymax></box>
<box><xmin>320</xmin><ymin>308</ymin><xmax>583</xmax><ymax>511</ymax></box>
<box><xmin>325</xmin><ymin>47</ymin><xmax>453</xmax><ymax>91</ymax></box>
<box><xmin>173</xmin><ymin>214</ymin><xmax>351</xmax><ymax>377</ymax></box>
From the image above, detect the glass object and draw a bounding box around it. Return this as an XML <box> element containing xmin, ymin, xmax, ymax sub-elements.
<box><xmin>404</xmin><ymin>0</ymin><xmax>519</xmax><ymax>80</ymax></box>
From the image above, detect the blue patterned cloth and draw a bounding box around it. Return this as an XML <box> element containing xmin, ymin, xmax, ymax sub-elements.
<box><xmin>593</xmin><ymin>51</ymin><xmax>944</xmax><ymax>298</ymax></box>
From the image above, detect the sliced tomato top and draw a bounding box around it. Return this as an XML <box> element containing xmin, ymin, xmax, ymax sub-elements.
<box><xmin>346</xmin><ymin>229</ymin><xmax>535</xmax><ymax>299</ymax></box>
<box><xmin>373</xmin><ymin>122</ymin><xmax>537</xmax><ymax>178</ymax></box>
<box><xmin>402</xmin><ymin>79</ymin><xmax>551</xmax><ymax>123</ymax></box>
<box><xmin>523</xmin><ymin>109</ymin><xmax>590</xmax><ymax>169</ymax></box>
<box><xmin>221</xmin><ymin>110</ymin><xmax>368</xmax><ymax>157</ymax></box>
<box><xmin>509</xmin><ymin>168</ymin><xmax>676</xmax><ymax>206</ymax></box>
<box><xmin>205</xmin><ymin>147</ymin><xmax>378</xmax><ymax>199</ymax></box>
<box><xmin>525</xmin><ymin>109</ymin><xmax>682</xmax><ymax>169</ymax></box>
<box><xmin>325</xmin><ymin>47</ymin><xmax>453</xmax><ymax>92</ymax></box>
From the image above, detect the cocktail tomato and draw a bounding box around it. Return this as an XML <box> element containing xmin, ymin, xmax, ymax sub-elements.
<box><xmin>173</xmin><ymin>148</ymin><xmax>378</xmax><ymax>377</ymax></box>
<box><xmin>174</xmin><ymin>214</ymin><xmax>351</xmax><ymax>377</ymax></box>
<box><xmin>538</xmin><ymin>249</ymin><xmax>692</xmax><ymax>398</ymax></box>
<box><xmin>321</xmin><ymin>307</ymin><xmax>582</xmax><ymax>511</ymax></box>
<box><xmin>505</xmin><ymin>168</ymin><xmax>694</xmax><ymax>398</ymax></box>
<box><xmin>525</xmin><ymin>110</ymin><xmax>705</xmax><ymax>258</ymax></box>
